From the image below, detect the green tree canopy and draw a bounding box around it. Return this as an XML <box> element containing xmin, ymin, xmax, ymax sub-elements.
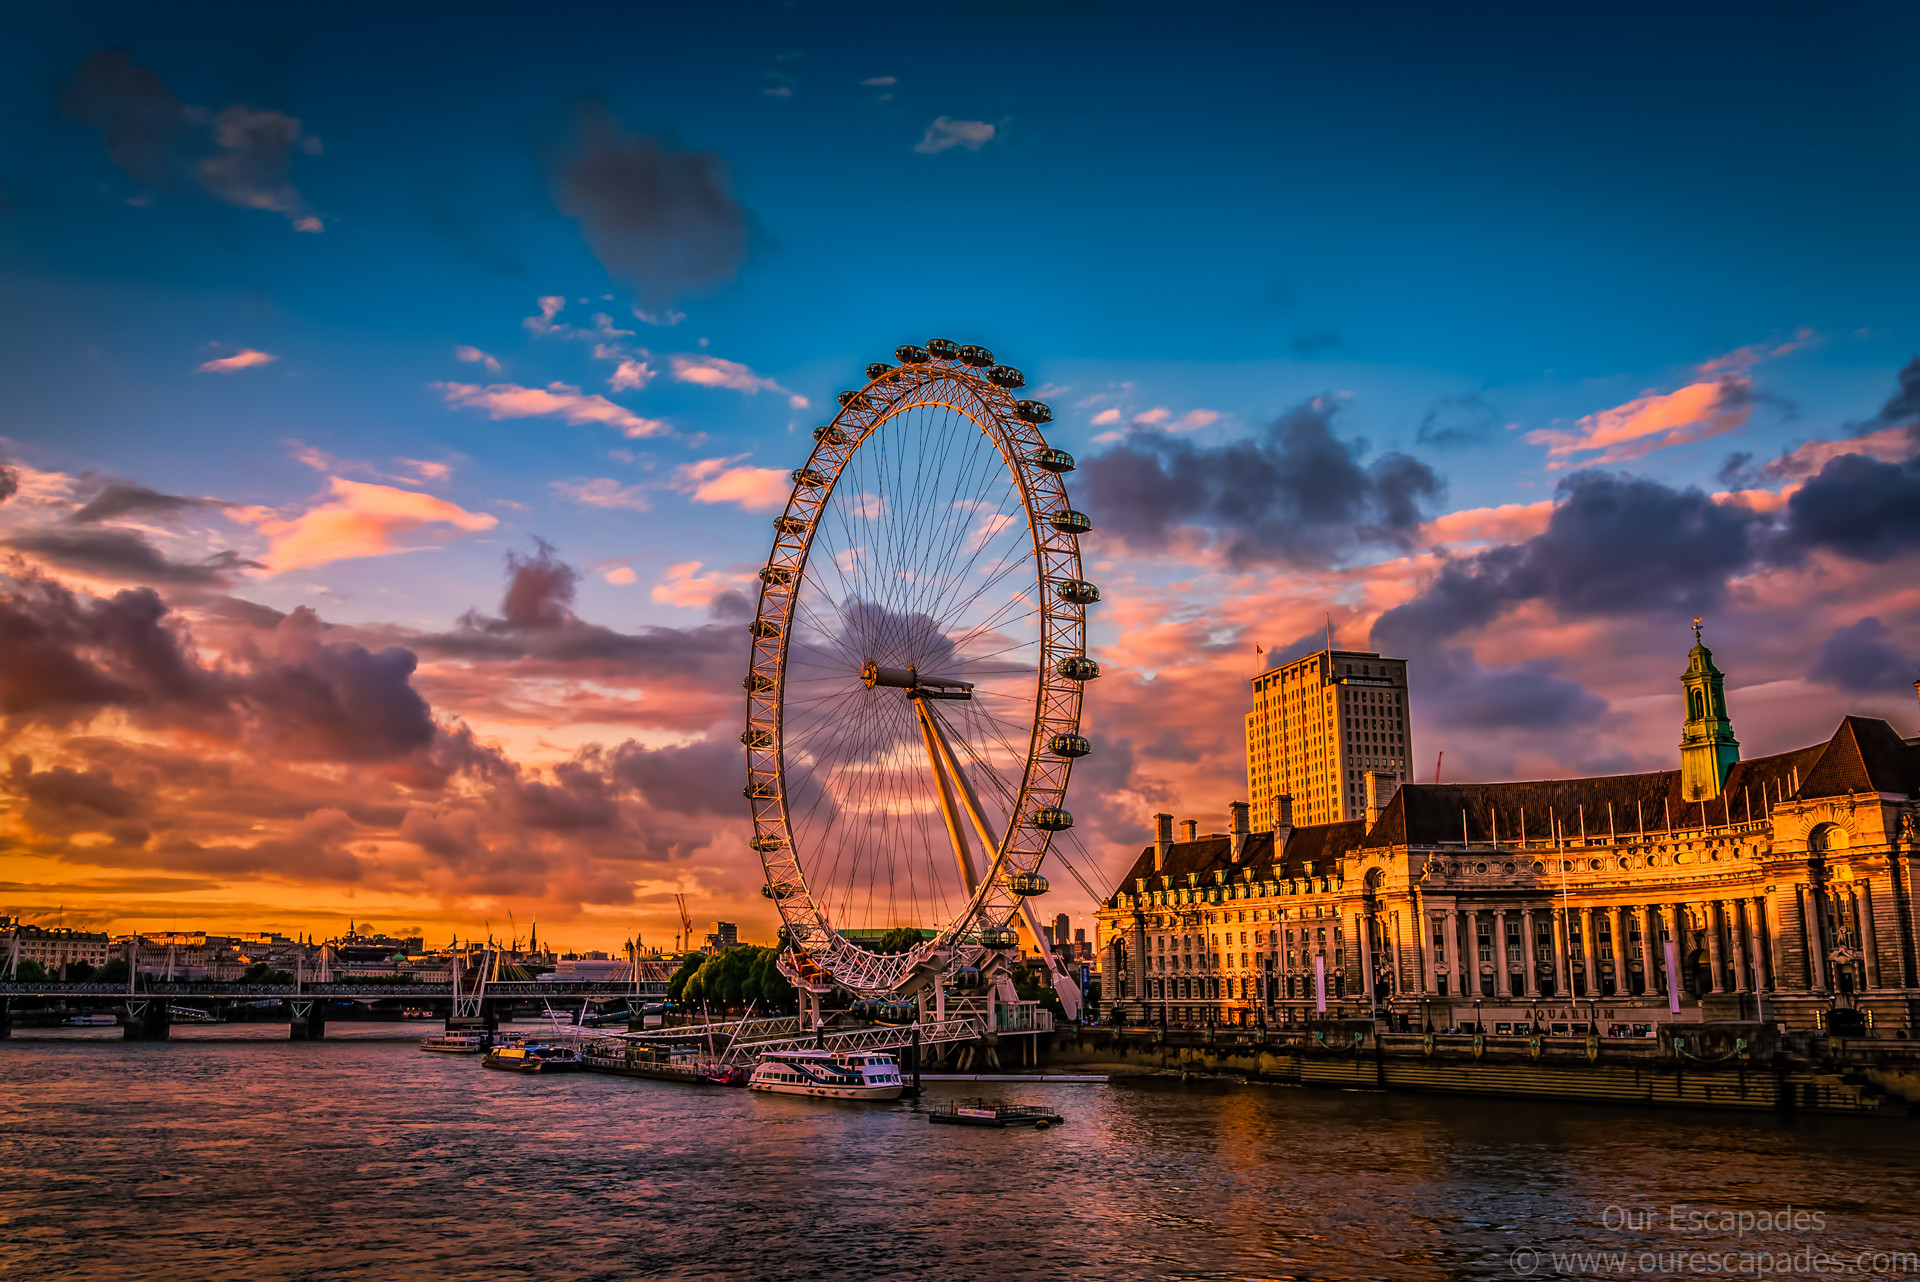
<box><xmin>665</xmin><ymin>952</ymin><xmax>706</xmax><ymax>1004</ymax></box>
<box><xmin>94</xmin><ymin>958</ymin><xmax>130</xmax><ymax>985</ymax></box>
<box><xmin>872</xmin><ymin>927</ymin><xmax>927</xmax><ymax>955</ymax></box>
<box><xmin>678</xmin><ymin>946</ymin><xmax>796</xmax><ymax>1014</ymax></box>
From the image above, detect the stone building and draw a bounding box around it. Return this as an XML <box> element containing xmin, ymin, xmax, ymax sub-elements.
<box><xmin>1097</xmin><ymin>630</ymin><xmax>1920</xmax><ymax>1036</ymax></box>
<box><xmin>1245</xmin><ymin>646</ymin><xmax>1411</xmax><ymax>829</ymax></box>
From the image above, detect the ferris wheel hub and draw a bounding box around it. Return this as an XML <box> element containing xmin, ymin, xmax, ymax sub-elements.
<box><xmin>860</xmin><ymin>661</ymin><xmax>975</xmax><ymax>700</ymax></box>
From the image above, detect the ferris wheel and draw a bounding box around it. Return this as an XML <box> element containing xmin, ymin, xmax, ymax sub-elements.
<box><xmin>741</xmin><ymin>338</ymin><xmax>1097</xmax><ymax>1012</ymax></box>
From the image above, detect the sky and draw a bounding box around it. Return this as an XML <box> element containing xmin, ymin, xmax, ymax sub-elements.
<box><xmin>2</xmin><ymin>3</ymin><xmax>1918</xmax><ymax>953</ymax></box>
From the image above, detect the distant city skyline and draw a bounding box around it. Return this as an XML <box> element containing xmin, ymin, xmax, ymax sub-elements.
<box><xmin>2</xmin><ymin>6</ymin><xmax>1918</xmax><ymax>953</ymax></box>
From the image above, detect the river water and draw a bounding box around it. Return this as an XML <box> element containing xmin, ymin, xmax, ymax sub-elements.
<box><xmin>2</xmin><ymin>1024</ymin><xmax>1917</xmax><ymax>1280</ymax></box>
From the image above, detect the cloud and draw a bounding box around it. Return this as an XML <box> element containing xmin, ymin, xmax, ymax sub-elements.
<box><xmin>670</xmin><ymin>456</ymin><xmax>790</xmax><ymax>511</ymax></box>
<box><xmin>1807</xmin><ymin>618</ymin><xmax>1916</xmax><ymax>693</ymax></box>
<box><xmin>914</xmin><ymin>117</ymin><xmax>996</xmax><ymax>154</ymax></box>
<box><xmin>603</xmin><ymin>566</ymin><xmax>637</xmax><ymax>585</ymax></box>
<box><xmin>1775</xmin><ymin>451</ymin><xmax>1920</xmax><ymax>563</ymax></box>
<box><xmin>915</xmin><ymin>117</ymin><xmax>995</xmax><ymax>154</ymax></box>
<box><xmin>1529</xmin><ymin>376</ymin><xmax>1758</xmax><ymax>466</ymax></box>
<box><xmin>58</xmin><ymin>51</ymin><xmax>323</xmax><ymax>231</ymax></box>
<box><xmin>552</xmin><ymin>478</ymin><xmax>651</xmax><ymax>511</ymax></box>
<box><xmin>652</xmin><ymin>560</ymin><xmax>752</xmax><ymax>610</ymax></box>
<box><xmin>551</xmin><ymin>105</ymin><xmax>748</xmax><ymax>307</ymax></box>
<box><xmin>6</xmin><ymin>528</ymin><xmax>260</xmax><ymax>586</ymax></box>
<box><xmin>241</xmin><ymin>477</ymin><xmax>498</xmax><ymax>573</ymax></box>
<box><xmin>69</xmin><ymin>483</ymin><xmax>219</xmax><ymax>524</ymax></box>
<box><xmin>1415</xmin><ymin>393</ymin><xmax>1499</xmax><ymax>450</ymax></box>
<box><xmin>197</xmin><ymin>349</ymin><xmax>276</xmax><ymax>374</ymax></box>
<box><xmin>0</xmin><ymin>457</ymin><xmax>18</xmax><ymax>505</ymax></box>
<box><xmin>1090</xmin><ymin>408</ymin><xmax>1121</xmax><ymax>426</ymax></box>
<box><xmin>605</xmin><ymin>354</ymin><xmax>655</xmax><ymax>391</ymax></box>
<box><xmin>454</xmin><ymin>345</ymin><xmax>502</xmax><ymax>374</ymax></box>
<box><xmin>862</xmin><ymin>76</ymin><xmax>897</xmax><ymax>86</ymax></box>
<box><xmin>667</xmin><ymin>353</ymin><xmax>806</xmax><ymax>408</ymax></box>
<box><xmin>433</xmin><ymin>380</ymin><xmax>670</xmax><ymax>438</ymax></box>
<box><xmin>57</xmin><ymin>49</ymin><xmax>191</xmax><ymax>188</ymax></box>
<box><xmin>196</xmin><ymin>106</ymin><xmax>323</xmax><ymax>230</ymax></box>
<box><xmin>1080</xmin><ymin>397</ymin><xmax>1442</xmax><ymax>567</ymax></box>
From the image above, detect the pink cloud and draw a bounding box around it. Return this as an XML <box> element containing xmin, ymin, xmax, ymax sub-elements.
<box><xmin>670</xmin><ymin>456</ymin><xmax>790</xmax><ymax>511</ymax></box>
<box><xmin>607</xmin><ymin>357</ymin><xmax>655</xmax><ymax>392</ymax></box>
<box><xmin>915</xmin><ymin>117</ymin><xmax>994</xmax><ymax>153</ymax></box>
<box><xmin>603</xmin><ymin>566</ymin><xmax>637</xmax><ymax>585</ymax></box>
<box><xmin>433</xmin><ymin>381</ymin><xmax>669</xmax><ymax>439</ymax></box>
<box><xmin>651</xmin><ymin>560</ymin><xmax>751</xmax><ymax>609</ymax></box>
<box><xmin>551</xmin><ymin>478</ymin><xmax>651</xmax><ymax>511</ymax></box>
<box><xmin>1528</xmin><ymin>377</ymin><xmax>1754</xmax><ymax>466</ymax></box>
<box><xmin>240</xmin><ymin>477</ymin><xmax>497</xmax><ymax>573</ymax></box>
<box><xmin>454</xmin><ymin>345</ymin><xmax>501</xmax><ymax>374</ymax></box>
<box><xmin>1422</xmin><ymin>500</ymin><xmax>1555</xmax><ymax>548</ymax></box>
<box><xmin>197</xmin><ymin>349</ymin><xmax>276</xmax><ymax>374</ymax></box>
<box><xmin>668</xmin><ymin>354</ymin><xmax>807</xmax><ymax>409</ymax></box>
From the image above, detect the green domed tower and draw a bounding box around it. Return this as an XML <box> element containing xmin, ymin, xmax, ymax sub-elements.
<box><xmin>1679</xmin><ymin>619</ymin><xmax>1740</xmax><ymax>801</ymax></box>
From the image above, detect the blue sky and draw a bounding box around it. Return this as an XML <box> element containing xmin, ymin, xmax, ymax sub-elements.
<box><xmin>2</xmin><ymin>3</ymin><xmax>1918</xmax><ymax>944</ymax></box>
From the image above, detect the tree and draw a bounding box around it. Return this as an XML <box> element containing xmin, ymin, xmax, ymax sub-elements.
<box><xmin>239</xmin><ymin>962</ymin><xmax>293</xmax><ymax>985</ymax></box>
<box><xmin>679</xmin><ymin>946</ymin><xmax>796</xmax><ymax>1013</ymax></box>
<box><xmin>1011</xmin><ymin>964</ymin><xmax>1065</xmax><ymax>1018</ymax></box>
<box><xmin>665</xmin><ymin>952</ymin><xmax>705</xmax><ymax>1004</ymax></box>
<box><xmin>872</xmin><ymin>927</ymin><xmax>926</xmax><ymax>955</ymax></box>
<box><xmin>66</xmin><ymin>960</ymin><xmax>95</xmax><ymax>982</ymax></box>
<box><xmin>8</xmin><ymin>959</ymin><xmax>47</xmax><ymax>983</ymax></box>
<box><xmin>94</xmin><ymin>958</ymin><xmax>130</xmax><ymax>986</ymax></box>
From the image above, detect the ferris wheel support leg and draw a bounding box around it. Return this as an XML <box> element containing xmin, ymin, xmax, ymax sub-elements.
<box><xmin>916</xmin><ymin>697</ymin><xmax>982</xmax><ymax>894</ymax></box>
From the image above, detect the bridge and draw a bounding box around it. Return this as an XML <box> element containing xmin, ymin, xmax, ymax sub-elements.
<box><xmin>0</xmin><ymin>979</ymin><xmax>668</xmax><ymax>1040</ymax></box>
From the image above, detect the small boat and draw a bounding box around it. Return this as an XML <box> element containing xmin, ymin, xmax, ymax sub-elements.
<box><xmin>928</xmin><ymin>1099</ymin><xmax>1064</xmax><ymax>1129</ymax></box>
<box><xmin>419</xmin><ymin>1032</ymin><xmax>490</xmax><ymax>1054</ymax></box>
<box><xmin>748</xmin><ymin>1049</ymin><xmax>905</xmax><ymax>1101</ymax></box>
<box><xmin>483</xmin><ymin>1043</ymin><xmax>584</xmax><ymax>1073</ymax></box>
<box><xmin>64</xmin><ymin>1014</ymin><xmax>118</xmax><ymax>1027</ymax></box>
<box><xmin>705</xmin><ymin>1065</ymin><xmax>752</xmax><ymax>1087</ymax></box>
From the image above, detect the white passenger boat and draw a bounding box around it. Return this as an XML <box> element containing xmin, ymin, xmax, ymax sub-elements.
<box><xmin>418</xmin><ymin>1031</ymin><xmax>490</xmax><ymax>1054</ymax></box>
<box><xmin>748</xmin><ymin>1049</ymin><xmax>906</xmax><ymax>1100</ymax></box>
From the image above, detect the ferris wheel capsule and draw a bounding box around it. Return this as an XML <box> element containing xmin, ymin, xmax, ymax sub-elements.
<box><xmin>986</xmin><ymin>364</ymin><xmax>1025</xmax><ymax>389</ymax></box>
<box><xmin>748</xmin><ymin>618</ymin><xmax>781</xmax><ymax>638</ymax></box>
<box><xmin>865</xmin><ymin>362</ymin><xmax>893</xmax><ymax>380</ymax></box>
<box><xmin>1009</xmin><ymin>872</ymin><xmax>1049</xmax><ymax>896</ymax></box>
<box><xmin>837</xmin><ymin>390</ymin><xmax>870</xmax><ymax>409</ymax></box>
<box><xmin>791</xmin><ymin>468</ymin><xmax>826</xmax><ymax>487</ymax></box>
<box><xmin>744</xmin><ymin>672</ymin><xmax>775</xmax><ymax>693</ymax></box>
<box><xmin>895</xmin><ymin>344</ymin><xmax>930</xmax><ymax>364</ymax></box>
<box><xmin>742</xmin><ymin>726</ymin><xmax>774</xmax><ymax>747</ymax></box>
<box><xmin>761</xmin><ymin>881</ymin><xmax>798</xmax><ymax>900</ymax></box>
<box><xmin>814</xmin><ymin>425</ymin><xmax>849</xmax><ymax>445</ymax></box>
<box><xmin>759</xmin><ymin>565</ymin><xmax>793</xmax><ymax>586</ymax></box>
<box><xmin>744</xmin><ymin>779</ymin><xmax>776</xmax><ymax>799</ymax></box>
<box><xmin>1049</xmin><ymin>509</ymin><xmax>1093</xmax><ymax>535</ymax></box>
<box><xmin>948</xmin><ymin>966</ymin><xmax>984</xmax><ymax>990</ymax></box>
<box><xmin>774</xmin><ymin>515</ymin><xmax>807</xmax><ymax>535</ymax></box>
<box><xmin>979</xmin><ymin>927</ymin><xmax>1019</xmax><ymax>949</ymax></box>
<box><xmin>1054</xmin><ymin>579</ymin><xmax>1100</xmax><ymax>605</ymax></box>
<box><xmin>926</xmin><ymin>338</ymin><xmax>960</xmax><ymax>360</ymax></box>
<box><xmin>1048</xmin><ymin>733</ymin><xmax>1092</xmax><ymax>758</ymax></box>
<box><xmin>750</xmin><ymin>832</ymin><xmax>786</xmax><ymax>852</ymax></box>
<box><xmin>957</xmin><ymin>344</ymin><xmax>994</xmax><ymax>367</ymax></box>
<box><xmin>1032</xmin><ymin>806</ymin><xmax>1074</xmax><ymax>832</ymax></box>
<box><xmin>1032</xmin><ymin>447</ymin><xmax>1075</xmax><ymax>473</ymax></box>
<box><xmin>1015</xmin><ymin>400</ymin><xmax>1053</xmax><ymax>424</ymax></box>
<box><xmin>1057</xmin><ymin>656</ymin><xmax>1100</xmax><ymax>681</ymax></box>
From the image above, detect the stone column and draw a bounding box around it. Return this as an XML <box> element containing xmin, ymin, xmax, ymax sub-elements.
<box><xmin>1611</xmin><ymin>905</ymin><xmax>1631</xmax><ymax>996</ymax></box>
<box><xmin>1579</xmin><ymin>907</ymin><xmax>1599</xmax><ymax>998</ymax></box>
<box><xmin>1748</xmin><ymin>898</ymin><xmax>1772</xmax><ymax>992</ymax></box>
<box><xmin>1551</xmin><ymin>907</ymin><xmax>1570</xmax><ymax>997</ymax></box>
<box><xmin>1357</xmin><ymin>911</ymin><xmax>1375</xmax><ymax>1006</ymax></box>
<box><xmin>1638</xmin><ymin>905</ymin><xmax>1659</xmax><ymax>995</ymax></box>
<box><xmin>1492</xmin><ymin>908</ymin><xmax>1508</xmax><ymax>998</ymax></box>
<box><xmin>1388</xmin><ymin>909</ymin><xmax>1404</xmax><ymax>1000</ymax></box>
<box><xmin>1521</xmin><ymin>908</ymin><xmax>1540</xmax><ymax>998</ymax></box>
<box><xmin>1800</xmin><ymin>884</ymin><xmax>1829</xmax><ymax>993</ymax></box>
<box><xmin>1411</xmin><ymin>887</ymin><xmax>1429</xmax><ymax>996</ymax></box>
<box><xmin>1858</xmin><ymin>881</ymin><xmax>1881</xmax><ymax>990</ymax></box>
<box><xmin>1444</xmin><ymin>909</ymin><xmax>1460</xmax><ymax>996</ymax></box>
<box><xmin>1706</xmin><ymin>902</ymin><xmax>1726</xmax><ymax>993</ymax></box>
<box><xmin>1667</xmin><ymin>904</ymin><xmax>1687</xmax><ymax>997</ymax></box>
<box><xmin>1728</xmin><ymin>901</ymin><xmax>1749</xmax><ymax>994</ymax></box>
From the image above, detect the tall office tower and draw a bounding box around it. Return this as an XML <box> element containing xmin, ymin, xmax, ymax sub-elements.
<box><xmin>1245</xmin><ymin>647</ymin><xmax>1412</xmax><ymax>828</ymax></box>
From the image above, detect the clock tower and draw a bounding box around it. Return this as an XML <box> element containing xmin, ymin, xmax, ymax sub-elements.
<box><xmin>1679</xmin><ymin>620</ymin><xmax>1740</xmax><ymax>801</ymax></box>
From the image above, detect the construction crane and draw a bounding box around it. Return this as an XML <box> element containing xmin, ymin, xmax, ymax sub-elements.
<box><xmin>674</xmin><ymin>893</ymin><xmax>694</xmax><ymax>955</ymax></box>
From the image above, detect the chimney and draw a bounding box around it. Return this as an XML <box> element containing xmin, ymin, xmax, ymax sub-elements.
<box><xmin>1153</xmin><ymin>813</ymin><xmax>1173</xmax><ymax>871</ymax></box>
<box><xmin>1364</xmin><ymin>770</ymin><xmax>1400</xmax><ymax>830</ymax></box>
<box><xmin>1229</xmin><ymin>801</ymin><xmax>1250</xmax><ymax>862</ymax></box>
<box><xmin>1272</xmin><ymin>792</ymin><xmax>1294</xmax><ymax>850</ymax></box>
<box><xmin>1180</xmin><ymin>818</ymin><xmax>1199</xmax><ymax>843</ymax></box>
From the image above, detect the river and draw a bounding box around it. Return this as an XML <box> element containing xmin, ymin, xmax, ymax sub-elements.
<box><xmin>2</xmin><ymin>1025</ymin><xmax>1916</xmax><ymax>1280</ymax></box>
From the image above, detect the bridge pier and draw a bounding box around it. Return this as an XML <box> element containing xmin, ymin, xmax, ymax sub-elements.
<box><xmin>287</xmin><ymin>998</ymin><xmax>328</xmax><ymax>1040</ymax></box>
<box><xmin>0</xmin><ymin>998</ymin><xmax>11</xmax><ymax>1040</ymax></box>
<box><xmin>123</xmin><ymin>997</ymin><xmax>171</xmax><ymax>1041</ymax></box>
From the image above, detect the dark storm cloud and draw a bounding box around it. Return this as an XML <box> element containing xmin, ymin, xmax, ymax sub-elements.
<box><xmin>1080</xmin><ymin>399</ymin><xmax>1443</xmax><ymax>567</ymax></box>
<box><xmin>195</xmin><ymin>105</ymin><xmax>319</xmax><ymax>225</ymax></box>
<box><xmin>57</xmin><ymin>49</ymin><xmax>192</xmax><ymax>187</ymax></box>
<box><xmin>239</xmin><ymin>608</ymin><xmax>437</xmax><ymax>763</ymax></box>
<box><xmin>70</xmin><ymin>483</ymin><xmax>219</xmax><ymax>524</ymax></box>
<box><xmin>552</xmin><ymin>105</ymin><xmax>749</xmax><ymax>306</ymax></box>
<box><xmin>608</xmin><ymin>735</ymin><xmax>742</xmax><ymax>817</ymax></box>
<box><xmin>1373</xmin><ymin>471</ymin><xmax>1758</xmax><ymax>651</ymax></box>
<box><xmin>1411</xmin><ymin>647</ymin><xmax>1608</xmax><ymax>731</ymax></box>
<box><xmin>7</xmin><ymin>528</ymin><xmax>260</xmax><ymax>585</ymax></box>
<box><xmin>0</xmin><ymin>578</ymin><xmax>214</xmax><ymax>727</ymax></box>
<box><xmin>420</xmin><ymin>540</ymin><xmax>747</xmax><ymax>679</ymax></box>
<box><xmin>1415</xmin><ymin>394</ymin><xmax>1499</xmax><ymax>450</ymax></box>
<box><xmin>1807</xmin><ymin>618</ymin><xmax>1915</xmax><ymax>693</ymax></box>
<box><xmin>0</xmin><ymin>456</ymin><xmax>18</xmax><ymax>504</ymax></box>
<box><xmin>1857</xmin><ymin>355</ymin><xmax>1920</xmax><ymax>436</ymax></box>
<box><xmin>1776</xmin><ymin>453</ymin><xmax>1920</xmax><ymax>563</ymax></box>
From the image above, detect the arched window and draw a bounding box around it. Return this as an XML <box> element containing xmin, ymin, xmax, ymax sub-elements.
<box><xmin>1688</xmin><ymin>689</ymin><xmax>1705</xmax><ymax>720</ymax></box>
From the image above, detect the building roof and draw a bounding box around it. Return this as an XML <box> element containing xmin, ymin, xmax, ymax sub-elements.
<box><xmin>1110</xmin><ymin>820</ymin><xmax>1367</xmax><ymax>893</ymax></box>
<box><xmin>1797</xmin><ymin>715</ymin><xmax>1920</xmax><ymax>798</ymax></box>
<box><xmin>1361</xmin><ymin>717</ymin><xmax>1912</xmax><ymax>849</ymax></box>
